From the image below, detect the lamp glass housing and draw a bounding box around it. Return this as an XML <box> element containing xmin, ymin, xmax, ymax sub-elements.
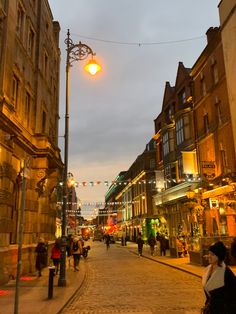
<box><xmin>84</xmin><ymin>59</ymin><xmax>101</xmax><ymax>75</ymax></box>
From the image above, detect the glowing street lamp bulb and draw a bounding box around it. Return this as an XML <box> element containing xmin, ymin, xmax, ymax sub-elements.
<box><xmin>84</xmin><ymin>59</ymin><xmax>101</xmax><ymax>75</ymax></box>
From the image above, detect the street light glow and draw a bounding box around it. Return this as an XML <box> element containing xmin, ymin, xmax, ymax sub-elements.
<box><xmin>84</xmin><ymin>59</ymin><xmax>101</xmax><ymax>75</ymax></box>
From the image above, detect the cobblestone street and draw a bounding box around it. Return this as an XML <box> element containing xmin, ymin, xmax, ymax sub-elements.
<box><xmin>61</xmin><ymin>242</ymin><xmax>204</xmax><ymax>314</ymax></box>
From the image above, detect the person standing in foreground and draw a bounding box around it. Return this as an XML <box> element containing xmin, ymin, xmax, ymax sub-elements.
<box><xmin>201</xmin><ymin>241</ymin><xmax>236</xmax><ymax>314</ymax></box>
<box><xmin>136</xmin><ymin>232</ymin><xmax>144</xmax><ymax>257</ymax></box>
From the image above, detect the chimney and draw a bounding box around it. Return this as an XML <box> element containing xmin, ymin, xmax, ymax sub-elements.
<box><xmin>206</xmin><ymin>27</ymin><xmax>219</xmax><ymax>43</ymax></box>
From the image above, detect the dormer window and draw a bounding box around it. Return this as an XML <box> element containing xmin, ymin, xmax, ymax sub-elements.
<box><xmin>178</xmin><ymin>89</ymin><xmax>186</xmax><ymax>106</ymax></box>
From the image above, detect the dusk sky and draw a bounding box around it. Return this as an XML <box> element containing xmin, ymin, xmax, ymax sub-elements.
<box><xmin>48</xmin><ymin>0</ymin><xmax>220</xmax><ymax>219</ymax></box>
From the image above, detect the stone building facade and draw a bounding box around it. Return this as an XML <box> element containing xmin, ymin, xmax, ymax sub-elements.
<box><xmin>0</xmin><ymin>0</ymin><xmax>62</xmax><ymax>283</ymax></box>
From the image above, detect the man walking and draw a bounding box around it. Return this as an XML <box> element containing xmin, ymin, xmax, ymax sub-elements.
<box><xmin>137</xmin><ymin>233</ymin><xmax>144</xmax><ymax>257</ymax></box>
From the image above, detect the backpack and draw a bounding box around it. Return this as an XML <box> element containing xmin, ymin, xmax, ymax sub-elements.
<box><xmin>73</xmin><ymin>241</ymin><xmax>79</xmax><ymax>251</ymax></box>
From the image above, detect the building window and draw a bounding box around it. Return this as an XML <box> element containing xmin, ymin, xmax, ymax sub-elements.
<box><xmin>44</xmin><ymin>52</ymin><xmax>48</xmax><ymax>78</ymax></box>
<box><xmin>178</xmin><ymin>157</ymin><xmax>183</xmax><ymax>180</ymax></box>
<box><xmin>12</xmin><ymin>75</ymin><xmax>20</xmax><ymax>108</ymax></box>
<box><xmin>28</xmin><ymin>26</ymin><xmax>35</xmax><ymax>59</ymax></box>
<box><xmin>204</xmin><ymin>113</ymin><xmax>209</xmax><ymax>134</ymax></box>
<box><xmin>178</xmin><ymin>89</ymin><xmax>186</xmax><ymax>106</ymax></box>
<box><xmin>211</xmin><ymin>62</ymin><xmax>219</xmax><ymax>85</ymax></box>
<box><xmin>215</xmin><ymin>97</ymin><xmax>222</xmax><ymax>125</ymax></box>
<box><xmin>16</xmin><ymin>3</ymin><xmax>25</xmax><ymax>39</ymax></box>
<box><xmin>163</xmin><ymin>132</ymin><xmax>169</xmax><ymax>156</ymax></box>
<box><xmin>200</xmin><ymin>78</ymin><xmax>207</xmax><ymax>97</ymax></box>
<box><xmin>157</xmin><ymin>142</ymin><xmax>163</xmax><ymax>162</ymax></box>
<box><xmin>42</xmin><ymin>110</ymin><xmax>47</xmax><ymax>133</ymax></box>
<box><xmin>150</xmin><ymin>159</ymin><xmax>155</xmax><ymax>170</ymax></box>
<box><xmin>25</xmin><ymin>92</ymin><xmax>31</xmax><ymax>127</ymax></box>
<box><xmin>176</xmin><ymin>117</ymin><xmax>184</xmax><ymax>146</ymax></box>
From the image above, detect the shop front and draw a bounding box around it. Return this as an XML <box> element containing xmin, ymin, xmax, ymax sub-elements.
<box><xmin>188</xmin><ymin>184</ymin><xmax>236</xmax><ymax>265</ymax></box>
<box><xmin>153</xmin><ymin>182</ymin><xmax>199</xmax><ymax>258</ymax></box>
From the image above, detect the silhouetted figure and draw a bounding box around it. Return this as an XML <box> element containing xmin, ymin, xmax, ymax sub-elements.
<box><xmin>35</xmin><ymin>238</ymin><xmax>47</xmax><ymax>277</ymax></box>
<box><xmin>136</xmin><ymin>232</ymin><xmax>144</xmax><ymax>256</ymax></box>
<box><xmin>104</xmin><ymin>234</ymin><xmax>111</xmax><ymax>250</ymax></box>
<box><xmin>148</xmin><ymin>235</ymin><xmax>156</xmax><ymax>256</ymax></box>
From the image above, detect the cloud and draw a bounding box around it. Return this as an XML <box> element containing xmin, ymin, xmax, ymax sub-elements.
<box><xmin>49</xmin><ymin>0</ymin><xmax>220</xmax><ymax>209</ymax></box>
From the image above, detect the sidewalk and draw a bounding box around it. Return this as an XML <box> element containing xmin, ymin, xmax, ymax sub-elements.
<box><xmin>0</xmin><ymin>259</ymin><xmax>87</xmax><ymax>314</ymax></box>
<box><xmin>120</xmin><ymin>241</ymin><xmax>236</xmax><ymax>278</ymax></box>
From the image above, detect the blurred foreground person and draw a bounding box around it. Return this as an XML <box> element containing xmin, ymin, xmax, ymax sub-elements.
<box><xmin>201</xmin><ymin>241</ymin><xmax>236</xmax><ymax>314</ymax></box>
<box><xmin>35</xmin><ymin>238</ymin><xmax>47</xmax><ymax>277</ymax></box>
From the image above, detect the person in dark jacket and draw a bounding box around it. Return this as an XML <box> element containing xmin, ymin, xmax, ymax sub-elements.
<box><xmin>148</xmin><ymin>235</ymin><xmax>156</xmax><ymax>256</ymax></box>
<box><xmin>202</xmin><ymin>241</ymin><xmax>236</xmax><ymax>314</ymax></box>
<box><xmin>136</xmin><ymin>232</ymin><xmax>144</xmax><ymax>256</ymax></box>
<box><xmin>160</xmin><ymin>235</ymin><xmax>167</xmax><ymax>256</ymax></box>
<box><xmin>35</xmin><ymin>238</ymin><xmax>47</xmax><ymax>277</ymax></box>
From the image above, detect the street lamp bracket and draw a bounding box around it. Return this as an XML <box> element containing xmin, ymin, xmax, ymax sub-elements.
<box><xmin>65</xmin><ymin>30</ymin><xmax>95</xmax><ymax>66</ymax></box>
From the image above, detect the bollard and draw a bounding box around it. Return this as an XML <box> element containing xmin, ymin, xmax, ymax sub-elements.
<box><xmin>48</xmin><ymin>266</ymin><xmax>55</xmax><ymax>299</ymax></box>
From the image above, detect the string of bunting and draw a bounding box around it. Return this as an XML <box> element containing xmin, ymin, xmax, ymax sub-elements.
<box><xmin>66</xmin><ymin>209</ymin><xmax>121</xmax><ymax>214</ymax></box>
<box><xmin>57</xmin><ymin>200</ymin><xmax>141</xmax><ymax>206</ymax></box>
<box><xmin>69</xmin><ymin>176</ymin><xmax>201</xmax><ymax>187</ymax></box>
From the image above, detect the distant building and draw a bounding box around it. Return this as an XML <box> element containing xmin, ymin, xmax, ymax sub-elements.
<box><xmin>0</xmin><ymin>0</ymin><xmax>62</xmax><ymax>283</ymax></box>
<box><xmin>105</xmin><ymin>139</ymin><xmax>156</xmax><ymax>242</ymax></box>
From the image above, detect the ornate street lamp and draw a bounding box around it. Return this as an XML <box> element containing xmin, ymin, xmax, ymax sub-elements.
<box><xmin>58</xmin><ymin>29</ymin><xmax>101</xmax><ymax>287</ymax></box>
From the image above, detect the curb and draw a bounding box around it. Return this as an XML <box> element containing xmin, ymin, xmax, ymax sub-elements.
<box><xmin>56</xmin><ymin>261</ymin><xmax>89</xmax><ymax>314</ymax></box>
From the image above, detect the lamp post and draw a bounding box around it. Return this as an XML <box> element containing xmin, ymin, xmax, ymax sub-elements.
<box><xmin>58</xmin><ymin>29</ymin><xmax>101</xmax><ymax>287</ymax></box>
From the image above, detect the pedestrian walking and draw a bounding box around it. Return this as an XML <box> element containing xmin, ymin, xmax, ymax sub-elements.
<box><xmin>72</xmin><ymin>236</ymin><xmax>83</xmax><ymax>271</ymax></box>
<box><xmin>148</xmin><ymin>235</ymin><xmax>156</xmax><ymax>256</ymax></box>
<box><xmin>201</xmin><ymin>241</ymin><xmax>236</xmax><ymax>314</ymax></box>
<box><xmin>66</xmin><ymin>234</ymin><xmax>73</xmax><ymax>267</ymax></box>
<box><xmin>50</xmin><ymin>239</ymin><xmax>61</xmax><ymax>275</ymax></box>
<box><xmin>136</xmin><ymin>232</ymin><xmax>144</xmax><ymax>256</ymax></box>
<box><xmin>104</xmin><ymin>233</ymin><xmax>111</xmax><ymax>250</ymax></box>
<box><xmin>176</xmin><ymin>237</ymin><xmax>183</xmax><ymax>258</ymax></box>
<box><xmin>35</xmin><ymin>238</ymin><xmax>47</xmax><ymax>277</ymax></box>
<box><xmin>160</xmin><ymin>235</ymin><xmax>167</xmax><ymax>256</ymax></box>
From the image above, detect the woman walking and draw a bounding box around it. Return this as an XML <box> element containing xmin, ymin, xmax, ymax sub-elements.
<box><xmin>51</xmin><ymin>239</ymin><xmax>61</xmax><ymax>275</ymax></box>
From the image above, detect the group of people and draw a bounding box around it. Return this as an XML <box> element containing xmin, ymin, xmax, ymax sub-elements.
<box><xmin>35</xmin><ymin>235</ymin><xmax>85</xmax><ymax>276</ymax></box>
<box><xmin>136</xmin><ymin>232</ymin><xmax>169</xmax><ymax>257</ymax></box>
